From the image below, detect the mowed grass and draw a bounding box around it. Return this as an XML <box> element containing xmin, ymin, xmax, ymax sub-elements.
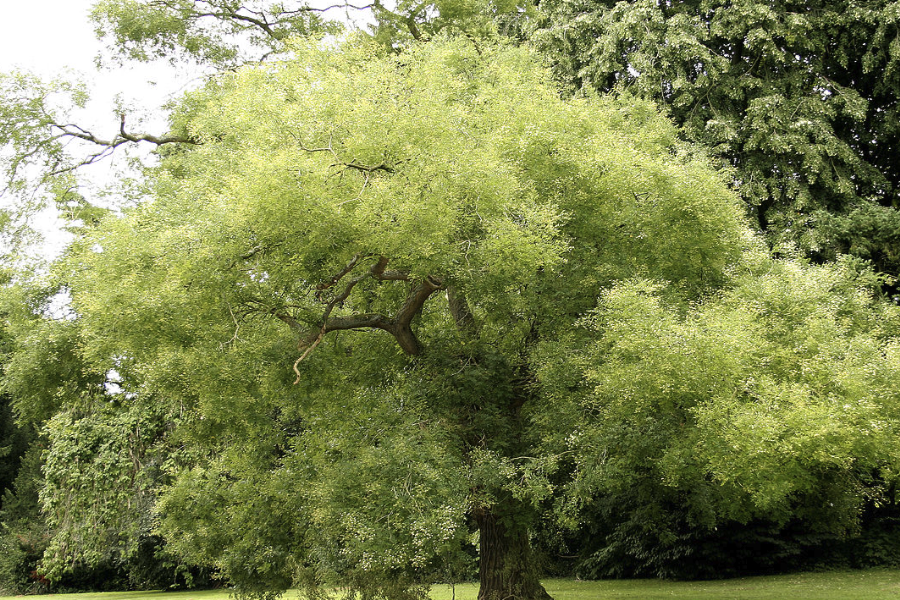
<box><xmin>3</xmin><ymin>571</ymin><xmax>900</xmax><ymax>600</ymax></box>
<box><xmin>429</xmin><ymin>571</ymin><xmax>900</xmax><ymax>599</ymax></box>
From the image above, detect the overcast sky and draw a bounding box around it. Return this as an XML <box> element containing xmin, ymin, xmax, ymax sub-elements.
<box><xmin>0</xmin><ymin>0</ymin><xmax>206</xmax><ymax>255</ymax></box>
<box><xmin>0</xmin><ymin>0</ymin><xmax>376</xmax><ymax>155</ymax></box>
<box><xmin>1</xmin><ymin>0</ymin><xmax>205</xmax><ymax>134</ymax></box>
<box><xmin>0</xmin><ymin>1</ymin><xmax>98</xmax><ymax>75</ymax></box>
<box><xmin>0</xmin><ymin>0</ymin><xmax>374</xmax><ymax>257</ymax></box>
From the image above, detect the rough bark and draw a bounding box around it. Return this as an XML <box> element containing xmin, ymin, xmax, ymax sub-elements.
<box><xmin>475</xmin><ymin>508</ymin><xmax>553</xmax><ymax>600</ymax></box>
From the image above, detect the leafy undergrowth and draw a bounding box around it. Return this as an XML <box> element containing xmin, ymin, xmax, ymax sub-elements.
<box><xmin>3</xmin><ymin>571</ymin><xmax>900</xmax><ymax>600</ymax></box>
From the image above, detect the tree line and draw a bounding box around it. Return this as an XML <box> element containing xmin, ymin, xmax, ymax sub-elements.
<box><xmin>1</xmin><ymin>1</ymin><xmax>899</xmax><ymax>598</ymax></box>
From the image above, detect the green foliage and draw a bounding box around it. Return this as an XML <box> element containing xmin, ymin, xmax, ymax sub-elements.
<box><xmin>54</xmin><ymin>186</ymin><xmax>112</xmax><ymax>236</ymax></box>
<box><xmin>533</xmin><ymin>0</ymin><xmax>900</xmax><ymax>278</ymax></box>
<box><xmin>368</xmin><ymin>0</ymin><xmax>534</xmax><ymax>48</ymax></box>
<box><xmin>3</xmin><ymin>4</ymin><xmax>899</xmax><ymax>592</ymax></box>
<box><xmin>88</xmin><ymin>0</ymin><xmax>532</xmax><ymax>67</ymax></box>
<box><xmin>0</xmin><ymin>71</ymin><xmax>91</xmax><ymax>220</ymax></box>
<box><xmin>90</xmin><ymin>0</ymin><xmax>338</xmax><ymax>67</ymax></box>
<box><xmin>0</xmin><ymin>268</ymin><xmax>203</xmax><ymax>592</ymax></box>
<box><xmin>39</xmin><ymin>401</ymin><xmax>175</xmax><ymax>582</ymax></box>
<box><xmin>0</xmin><ymin>438</ymin><xmax>51</xmax><ymax>595</ymax></box>
<box><xmin>0</xmin><ymin>378</ymin><xmax>30</xmax><ymax>513</ymax></box>
<box><xmin>533</xmin><ymin>250</ymin><xmax>900</xmax><ymax>577</ymax></box>
<box><xmin>50</xmin><ymin>36</ymin><xmax>753</xmax><ymax>596</ymax></box>
<box><xmin>0</xmin><ymin>520</ymin><xmax>50</xmax><ymax>596</ymax></box>
<box><xmin>0</xmin><ymin>286</ymin><xmax>105</xmax><ymax>427</ymax></box>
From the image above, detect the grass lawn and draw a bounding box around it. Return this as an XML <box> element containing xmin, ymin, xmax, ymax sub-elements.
<box><xmin>3</xmin><ymin>571</ymin><xmax>899</xmax><ymax>600</ymax></box>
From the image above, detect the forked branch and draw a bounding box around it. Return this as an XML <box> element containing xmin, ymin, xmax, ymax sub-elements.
<box><xmin>291</xmin><ymin>256</ymin><xmax>443</xmax><ymax>382</ymax></box>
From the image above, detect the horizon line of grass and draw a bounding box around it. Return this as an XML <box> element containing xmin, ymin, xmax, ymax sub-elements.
<box><xmin>3</xmin><ymin>569</ymin><xmax>899</xmax><ymax>600</ymax></box>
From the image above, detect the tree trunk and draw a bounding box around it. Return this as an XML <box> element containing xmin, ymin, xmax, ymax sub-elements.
<box><xmin>476</xmin><ymin>509</ymin><xmax>553</xmax><ymax>600</ymax></box>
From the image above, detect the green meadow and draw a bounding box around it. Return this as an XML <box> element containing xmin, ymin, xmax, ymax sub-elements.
<box><xmin>4</xmin><ymin>571</ymin><xmax>900</xmax><ymax>600</ymax></box>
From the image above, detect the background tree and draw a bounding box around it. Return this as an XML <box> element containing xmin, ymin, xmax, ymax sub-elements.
<box><xmin>0</xmin><ymin>195</ymin><xmax>208</xmax><ymax>593</ymax></box>
<box><xmin>89</xmin><ymin>0</ymin><xmax>533</xmax><ymax>64</ymax></box>
<box><xmin>0</xmin><ymin>269</ymin><xmax>211</xmax><ymax>593</ymax></box>
<box><xmin>533</xmin><ymin>0</ymin><xmax>900</xmax><ymax>284</ymax></box>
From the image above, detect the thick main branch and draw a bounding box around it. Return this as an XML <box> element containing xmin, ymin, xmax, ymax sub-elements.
<box><xmin>165</xmin><ymin>0</ymin><xmax>376</xmax><ymax>40</ymax></box>
<box><xmin>287</xmin><ymin>256</ymin><xmax>444</xmax><ymax>381</ymax></box>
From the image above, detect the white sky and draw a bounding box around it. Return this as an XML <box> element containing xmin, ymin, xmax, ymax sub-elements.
<box><xmin>0</xmin><ymin>0</ymin><xmax>377</xmax><ymax>143</ymax></box>
<box><xmin>0</xmin><ymin>1</ymin><xmax>98</xmax><ymax>75</ymax></box>
<box><xmin>0</xmin><ymin>0</ymin><xmax>376</xmax><ymax>259</ymax></box>
<box><xmin>0</xmin><ymin>0</ymin><xmax>376</xmax><ymax>111</ymax></box>
<box><xmin>0</xmin><ymin>0</ymin><xmax>202</xmax><ymax>256</ymax></box>
<box><xmin>0</xmin><ymin>0</ymin><xmax>197</xmax><ymax>128</ymax></box>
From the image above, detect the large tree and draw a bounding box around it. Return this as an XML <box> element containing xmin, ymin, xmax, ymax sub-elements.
<box><xmin>533</xmin><ymin>0</ymin><xmax>900</xmax><ymax>282</ymax></box>
<box><xmin>55</xmin><ymin>37</ymin><xmax>755</xmax><ymax>599</ymax></box>
<box><xmin>3</xmin><ymin>3</ymin><xmax>900</xmax><ymax>596</ymax></box>
<box><xmin>47</xmin><ymin>35</ymin><xmax>900</xmax><ymax>598</ymax></box>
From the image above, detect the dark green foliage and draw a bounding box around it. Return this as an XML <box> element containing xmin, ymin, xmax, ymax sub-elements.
<box><xmin>48</xmin><ymin>535</ymin><xmax>214</xmax><ymax>593</ymax></box>
<box><xmin>815</xmin><ymin>203</ymin><xmax>900</xmax><ymax>279</ymax></box>
<box><xmin>0</xmin><ymin>521</ymin><xmax>51</xmax><ymax>595</ymax></box>
<box><xmin>533</xmin><ymin>0</ymin><xmax>900</xmax><ymax>280</ymax></box>
<box><xmin>0</xmin><ymin>439</ymin><xmax>50</xmax><ymax>595</ymax></box>
<box><xmin>567</xmin><ymin>499</ymin><xmax>900</xmax><ymax>581</ymax></box>
<box><xmin>0</xmin><ymin>394</ymin><xmax>31</xmax><ymax>511</ymax></box>
<box><xmin>0</xmin><ymin>418</ymin><xmax>212</xmax><ymax>595</ymax></box>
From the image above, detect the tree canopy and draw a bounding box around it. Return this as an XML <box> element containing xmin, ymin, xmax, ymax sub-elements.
<box><xmin>534</xmin><ymin>0</ymin><xmax>900</xmax><ymax>282</ymax></box>
<box><xmin>57</xmin><ymin>36</ymin><xmax>747</xmax><ymax>598</ymax></box>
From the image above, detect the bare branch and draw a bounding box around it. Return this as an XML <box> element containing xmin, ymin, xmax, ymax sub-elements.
<box><xmin>279</xmin><ymin>2</ymin><xmax>375</xmax><ymax>14</ymax></box>
<box><xmin>406</xmin><ymin>16</ymin><xmax>424</xmax><ymax>41</ymax></box>
<box><xmin>202</xmin><ymin>1</ymin><xmax>378</xmax><ymax>39</ymax></box>
<box><xmin>50</xmin><ymin>146</ymin><xmax>117</xmax><ymax>176</ymax></box>
<box><xmin>322</xmin><ymin>312</ymin><xmax>395</xmax><ymax>334</ymax></box>
<box><xmin>320</xmin><ymin>256</ymin><xmax>382</xmax><ymax>321</ymax></box>
<box><xmin>293</xmin><ymin>328</ymin><xmax>325</xmax><ymax>383</ymax></box>
<box><xmin>221</xmin><ymin>303</ymin><xmax>243</xmax><ymax>347</ymax></box>
<box><xmin>117</xmin><ymin>113</ymin><xmax>198</xmax><ymax>145</ymax></box>
<box><xmin>293</xmin><ymin>132</ymin><xmax>397</xmax><ymax>179</ymax></box>
<box><xmin>374</xmin><ymin>268</ymin><xmax>410</xmax><ymax>281</ymax></box>
<box><xmin>299</xmin><ymin>143</ymin><xmax>336</xmax><ymax>154</ymax></box>
<box><xmin>240</xmin><ymin>245</ymin><xmax>266</xmax><ymax>261</ymax></box>
<box><xmin>218</xmin><ymin>10</ymin><xmax>278</xmax><ymax>38</ymax></box>
<box><xmin>51</xmin><ymin>123</ymin><xmax>122</xmax><ymax>148</ymax></box>
<box><xmin>46</xmin><ymin>115</ymin><xmax>198</xmax><ymax>159</ymax></box>
<box><xmin>335</xmin><ymin>160</ymin><xmax>395</xmax><ymax>174</ymax></box>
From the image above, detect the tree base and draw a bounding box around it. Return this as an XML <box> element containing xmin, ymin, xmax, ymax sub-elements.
<box><xmin>476</xmin><ymin>509</ymin><xmax>553</xmax><ymax>600</ymax></box>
